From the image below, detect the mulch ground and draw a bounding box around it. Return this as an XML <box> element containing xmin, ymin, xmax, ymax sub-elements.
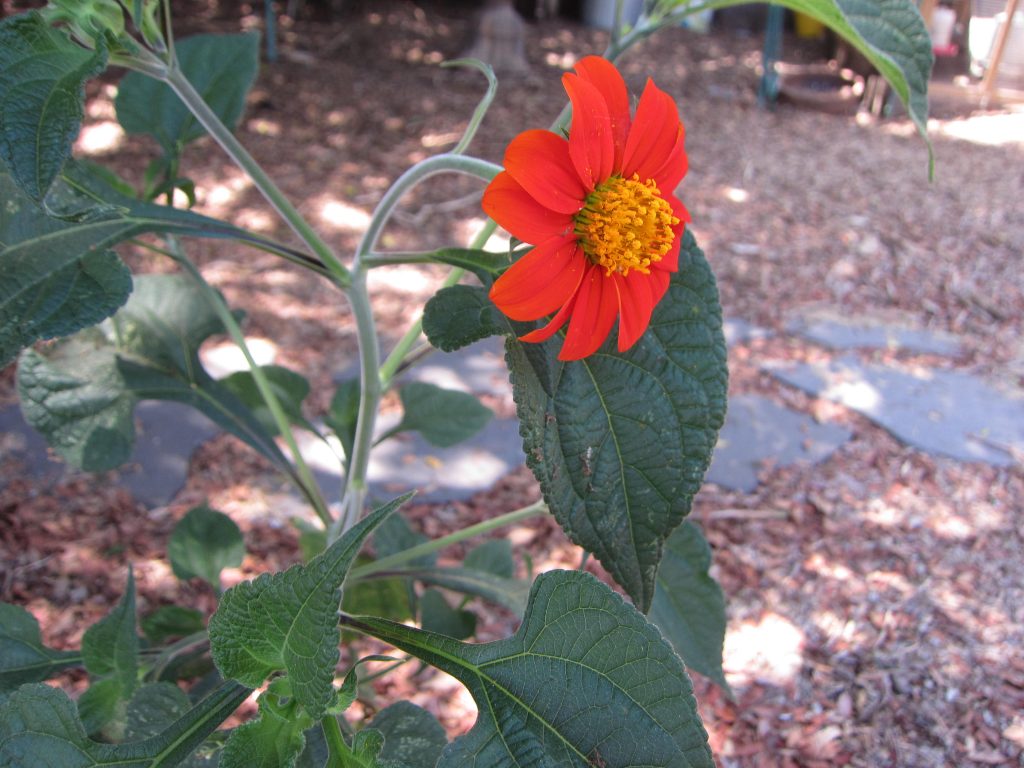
<box><xmin>2</xmin><ymin>1</ymin><xmax>1023</xmax><ymax>765</ymax></box>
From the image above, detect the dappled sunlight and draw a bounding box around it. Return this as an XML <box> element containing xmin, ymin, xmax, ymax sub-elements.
<box><xmin>930</xmin><ymin>110</ymin><xmax>1024</xmax><ymax>147</ymax></box>
<box><xmin>75</xmin><ymin>120</ymin><xmax>124</xmax><ymax>155</ymax></box>
<box><xmin>367</xmin><ymin>265</ymin><xmax>437</xmax><ymax>295</ymax></box>
<box><xmin>724</xmin><ymin>612</ymin><xmax>805</xmax><ymax>686</ymax></box>
<box><xmin>200</xmin><ymin>337</ymin><xmax>278</xmax><ymax>378</ymax></box>
<box><xmin>197</xmin><ymin>168</ymin><xmax>253</xmax><ymax>215</ymax></box>
<box><xmin>722</xmin><ymin>186</ymin><xmax>750</xmax><ymax>204</ymax></box>
<box><xmin>318</xmin><ymin>198</ymin><xmax>372</xmax><ymax>233</ymax></box>
<box><xmin>457</xmin><ymin>216</ymin><xmax>510</xmax><ymax>252</ymax></box>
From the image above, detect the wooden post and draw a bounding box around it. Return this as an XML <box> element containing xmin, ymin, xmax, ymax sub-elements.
<box><xmin>981</xmin><ymin>0</ymin><xmax>1022</xmax><ymax>97</ymax></box>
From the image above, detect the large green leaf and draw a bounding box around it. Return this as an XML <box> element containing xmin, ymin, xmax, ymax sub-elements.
<box><xmin>0</xmin><ymin>603</ymin><xmax>80</xmax><ymax>691</ymax></box>
<box><xmin>0</xmin><ymin>161</ymin><xmax>262</xmax><ymax>368</ymax></box>
<box><xmin>81</xmin><ymin>570</ymin><xmax>138</xmax><ymax>695</ymax></box>
<box><xmin>220</xmin><ymin>365</ymin><xmax>315</xmax><ymax>437</ymax></box>
<box><xmin>344</xmin><ymin>569</ymin><xmax>713</xmax><ymax>768</ymax></box>
<box><xmin>0</xmin><ymin>12</ymin><xmax>108</xmax><ymax>200</ymax></box>
<box><xmin>370</xmin><ymin>702</ymin><xmax>447</xmax><ymax>768</ymax></box>
<box><xmin>16</xmin><ymin>273</ymin><xmax>291</xmax><ymax>473</ymax></box>
<box><xmin>382</xmin><ymin>566</ymin><xmax>529</xmax><ymax>616</ymax></box>
<box><xmin>393</xmin><ymin>381</ymin><xmax>492</xmax><ymax>448</ymax></box>
<box><xmin>422</xmin><ymin>285</ymin><xmax>509</xmax><ymax>353</ymax></box>
<box><xmin>208</xmin><ymin>494</ymin><xmax>412</xmax><ymax>719</ymax></box>
<box><xmin>662</xmin><ymin>0</ymin><xmax>932</xmax><ymax>159</ymax></box>
<box><xmin>220</xmin><ymin>694</ymin><xmax>311</xmax><ymax>768</ymax></box>
<box><xmin>168</xmin><ymin>505</ymin><xmax>246</xmax><ymax>589</ymax></box>
<box><xmin>115</xmin><ymin>33</ymin><xmax>260</xmax><ymax>155</ymax></box>
<box><xmin>649</xmin><ymin>522</ymin><xmax>730</xmax><ymax>694</ymax></box>
<box><xmin>0</xmin><ymin>680</ymin><xmax>250</xmax><ymax>768</ymax></box>
<box><xmin>419</xmin><ymin>589</ymin><xmax>476</xmax><ymax>640</ymax></box>
<box><xmin>508</xmin><ymin>232</ymin><xmax>727</xmax><ymax>612</ymax></box>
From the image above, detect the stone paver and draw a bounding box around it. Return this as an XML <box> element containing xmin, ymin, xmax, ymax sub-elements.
<box><xmin>705</xmin><ymin>394</ymin><xmax>852</xmax><ymax>492</ymax></box>
<box><xmin>787</xmin><ymin>310</ymin><xmax>962</xmax><ymax>356</ymax></box>
<box><xmin>770</xmin><ymin>356</ymin><xmax>1024</xmax><ymax>465</ymax></box>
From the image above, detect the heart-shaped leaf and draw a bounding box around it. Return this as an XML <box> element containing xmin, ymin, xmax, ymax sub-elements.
<box><xmin>369</xmin><ymin>702</ymin><xmax>447</xmax><ymax>768</ymax></box>
<box><xmin>115</xmin><ymin>32</ymin><xmax>260</xmax><ymax>155</ymax></box>
<box><xmin>393</xmin><ymin>381</ymin><xmax>492</xmax><ymax>448</ymax></box>
<box><xmin>507</xmin><ymin>231</ymin><xmax>727</xmax><ymax>612</ymax></box>
<box><xmin>422</xmin><ymin>285</ymin><xmax>509</xmax><ymax>353</ymax></box>
<box><xmin>168</xmin><ymin>505</ymin><xmax>246</xmax><ymax>589</ymax></box>
<box><xmin>208</xmin><ymin>494</ymin><xmax>413</xmax><ymax>719</ymax></box>
<box><xmin>649</xmin><ymin>522</ymin><xmax>730</xmax><ymax>694</ymax></box>
<box><xmin>0</xmin><ymin>680</ymin><xmax>250</xmax><ymax>768</ymax></box>
<box><xmin>344</xmin><ymin>569</ymin><xmax>714</xmax><ymax>768</ymax></box>
<box><xmin>0</xmin><ymin>603</ymin><xmax>80</xmax><ymax>691</ymax></box>
<box><xmin>0</xmin><ymin>12</ymin><xmax>108</xmax><ymax>200</ymax></box>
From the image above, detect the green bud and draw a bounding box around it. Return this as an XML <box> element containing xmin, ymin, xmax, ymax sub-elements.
<box><xmin>44</xmin><ymin>0</ymin><xmax>126</xmax><ymax>48</ymax></box>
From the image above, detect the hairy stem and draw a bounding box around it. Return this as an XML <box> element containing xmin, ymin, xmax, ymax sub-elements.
<box><xmin>349</xmin><ymin>500</ymin><xmax>546</xmax><ymax>580</ymax></box>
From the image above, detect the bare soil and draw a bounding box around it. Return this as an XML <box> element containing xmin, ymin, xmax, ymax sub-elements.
<box><xmin>2</xmin><ymin>2</ymin><xmax>1023</xmax><ymax>766</ymax></box>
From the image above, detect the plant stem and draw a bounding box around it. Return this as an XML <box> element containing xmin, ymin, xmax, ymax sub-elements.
<box><xmin>176</xmin><ymin>257</ymin><xmax>333</xmax><ymax>527</ymax></box>
<box><xmin>376</xmin><ymin>218</ymin><xmax>499</xmax><ymax>387</ymax></box>
<box><xmin>160</xmin><ymin>64</ymin><xmax>351</xmax><ymax>288</ymax></box>
<box><xmin>321</xmin><ymin>714</ymin><xmax>353</xmax><ymax>768</ymax></box>
<box><xmin>349</xmin><ymin>500</ymin><xmax>546</xmax><ymax>580</ymax></box>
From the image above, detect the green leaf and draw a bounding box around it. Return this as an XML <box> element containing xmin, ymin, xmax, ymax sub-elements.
<box><xmin>0</xmin><ymin>603</ymin><xmax>80</xmax><ymax>691</ymax></box>
<box><xmin>16</xmin><ymin>273</ymin><xmax>292</xmax><ymax>473</ymax></box>
<box><xmin>342</xmin><ymin>560</ymin><xmax>415</xmax><ymax>624</ymax></box>
<box><xmin>422</xmin><ymin>285</ymin><xmax>509</xmax><ymax>353</ymax></box>
<box><xmin>115</xmin><ymin>33</ymin><xmax>260</xmax><ymax>155</ymax></box>
<box><xmin>425</xmin><ymin>248</ymin><xmax>507</xmax><ymax>286</ymax></box>
<box><xmin>77</xmin><ymin>678</ymin><xmax>126</xmax><ymax>738</ymax></box>
<box><xmin>463</xmin><ymin>539</ymin><xmax>514</xmax><ymax>579</ymax></box>
<box><xmin>0</xmin><ymin>679</ymin><xmax>250</xmax><ymax>768</ymax></box>
<box><xmin>394</xmin><ymin>382</ymin><xmax>492</xmax><ymax>448</ymax></box>
<box><xmin>0</xmin><ymin>160</ymin><xmax>263</xmax><ymax>368</ymax></box>
<box><xmin>220</xmin><ymin>365</ymin><xmax>316</xmax><ymax>437</ymax></box>
<box><xmin>208</xmin><ymin>493</ymin><xmax>413</xmax><ymax>719</ymax></box>
<box><xmin>649</xmin><ymin>522</ymin><xmax>731</xmax><ymax>695</ymax></box>
<box><xmin>81</xmin><ymin>569</ymin><xmax>138</xmax><ymax>695</ymax></box>
<box><xmin>168</xmin><ymin>505</ymin><xmax>246</xmax><ymax>589</ymax></box>
<box><xmin>374</xmin><ymin>512</ymin><xmax>435</xmax><ymax>567</ymax></box>
<box><xmin>419</xmin><ymin>590</ymin><xmax>476</xmax><ymax>640</ymax></box>
<box><xmin>141</xmin><ymin>606</ymin><xmax>206</xmax><ymax>645</ymax></box>
<box><xmin>345</xmin><ymin>569</ymin><xmax>713</xmax><ymax>768</ymax></box>
<box><xmin>369</xmin><ymin>702</ymin><xmax>447</xmax><ymax>768</ymax></box>
<box><xmin>325</xmin><ymin>377</ymin><xmax>360</xmax><ymax>465</ymax></box>
<box><xmin>124</xmin><ymin>683</ymin><xmax>192</xmax><ymax>741</ymax></box>
<box><xmin>220</xmin><ymin>694</ymin><xmax>311</xmax><ymax>768</ymax></box>
<box><xmin>391</xmin><ymin>567</ymin><xmax>528</xmax><ymax>616</ymax></box>
<box><xmin>507</xmin><ymin>231</ymin><xmax>727</xmax><ymax>612</ymax></box>
<box><xmin>0</xmin><ymin>12</ymin><xmax>108</xmax><ymax>200</ymax></box>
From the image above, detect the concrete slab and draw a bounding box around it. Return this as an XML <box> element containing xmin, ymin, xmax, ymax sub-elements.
<box><xmin>770</xmin><ymin>356</ymin><xmax>1024</xmax><ymax>465</ymax></box>
<box><xmin>705</xmin><ymin>394</ymin><xmax>852</xmax><ymax>492</ymax></box>
<box><xmin>724</xmin><ymin>318</ymin><xmax>772</xmax><ymax>347</ymax></box>
<box><xmin>787</xmin><ymin>309</ymin><xmax>962</xmax><ymax>356</ymax></box>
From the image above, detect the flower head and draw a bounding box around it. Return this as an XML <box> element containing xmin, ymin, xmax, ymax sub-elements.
<box><xmin>484</xmin><ymin>56</ymin><xmax>690</xmax><ymax>361</ymax></box>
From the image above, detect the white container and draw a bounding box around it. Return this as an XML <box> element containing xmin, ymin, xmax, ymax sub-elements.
<box><xmin>582</xmin><ymin>0</ymin><xmax>644</xmax><ymax>30</ymax></box>
<box><xmin>970</xmin><ymin>8</ymin><xmax>1024</xmax><ymax>85</ymax></box>
<box><xmin>930</xmin><ymin>7</ymin><xmax>957</xmax><ymax>47</ymax></box>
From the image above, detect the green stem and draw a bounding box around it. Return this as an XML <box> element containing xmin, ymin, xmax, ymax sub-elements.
<box><xmin>175</xmin><ymin>257</ymin><xmax>333</xmax><ymax>527</ymax></box>
<box><xmin>160</xmin><ymin>64</ymin><xmax>351</xmax><ymax>288</ymax></box>
<box><xmin>354</xmin><ymin>154</ymin><xmax>500</xmax><ymax>265</ymax></box>
<box><xmin>349</xmin><ymin>500</ymin><xmax>546</xmax><ymax>580</ymax></box>
<box><xmin>321</xmin><ymin>714</ymin><xmax>353</xmax><ymax>768</ymax></box>
<box><xmin>377</xmin><ymin>218</ymin><xmax>498</xmax><ymax>387</ymax></box>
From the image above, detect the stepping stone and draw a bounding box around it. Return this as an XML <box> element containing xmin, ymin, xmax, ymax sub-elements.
<box><xmin>770</xmin><ymin>356</ymin><xmax>1024</xmax><ymax>465</ymax></box>
<box><xmin>0</xmin><ymin>401</ymin><xmax>219</xmax><ymax>506</ymax></box>
<box><xmin>724</xmin><ymin>318</ymin><xmax>772</xmax><ymax>347</ymax></box>
<box><xmin>787</xmin><ymin>309</ymin><xmax>962</xmax><ymax>356</ymax></box>
<box><xmin>705</xmin><ymin>394</ymin><xmax>852</xmax><ymax>492</ymax></box>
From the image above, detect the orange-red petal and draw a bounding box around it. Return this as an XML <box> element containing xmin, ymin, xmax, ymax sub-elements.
<box><xmin>482</xmin><ymin>171</ymin><xmax>574</xmax><ymax>245</ymax></box>
<box><xmin>613</xmin><ymin>271</ymin><xmax>658</xmax><ymax>352</ymax></box>
<box><xmin>575</xmin><ymin>56</ymin><xmax>631</xmax><ymax>173</ymax></box>
<box><xmin>563</xmin><ymin>72</ymin><xmax>614</xmax><ymax>190</ymax></box>
<box><xmin>519</xmin><ymin>291</ymin><xmax>578</xmax><ymax>343</ymax></box>
<box><xmin>489</xmin><ymin>235</ymin><xmax>586</xmax><ymax>321</ymax></box>
<box><xmin>651</xmin><ymin>122</ymin><xmax>688</xmax><ymax>194</ymax></box>
<box><xmin>622</xmin><ymin>78</ymin><xmax>682</xmax><ymax>183</ymax></box>
<box><xmin>560</xmin><ymin>266</ymin><xmax>619</xmax><ymax>360</ymax></box>
<box><xmin>503</xmin><ymin>129</ymin><xmax>587</xmax><ymax>215</ymax></box>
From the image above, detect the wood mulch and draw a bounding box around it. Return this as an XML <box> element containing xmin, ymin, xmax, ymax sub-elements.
<box><xmin>2</xmin><ymin>1</ymin><xmax>1023</xmax><ymax>765</ymax></box>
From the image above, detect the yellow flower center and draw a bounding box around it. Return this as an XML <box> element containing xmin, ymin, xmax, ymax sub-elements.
<box><xmin>574</xmin><ymin>174</ymin><xmax>679</xmax><ymax>276</ymax></box>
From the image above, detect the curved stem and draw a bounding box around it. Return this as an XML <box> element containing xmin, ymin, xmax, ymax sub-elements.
<box><xmin>349</xmin><ymin>500</ymin><xmax>546</xmax><ymax>581</ymax></box>
<box><xmin>175</xmin><ymin>256</ymin><xmax>333</xmax><ymax>527</ymax></box>
<box><xmin>321</xmin><ymin>714</ymin><xmax>352</xmax><ymax>768</ymax></box>
<box><xmin>160</xmin><ymin>64</ymin><xmax>350</xmax><ymax>288</ymax></box>
<box><xmin>354</xmin><ymin>154</ymin><xmax>500</xmax><ymax>266</ymax></box>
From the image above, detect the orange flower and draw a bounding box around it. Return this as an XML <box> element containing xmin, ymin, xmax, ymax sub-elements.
<box><xmin>484</xmin><ymin>56</ymin><xmax>690</xmax><ymax>361</ymax></box>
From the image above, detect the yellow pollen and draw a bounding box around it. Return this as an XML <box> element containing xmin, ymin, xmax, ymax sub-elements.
<box><xmin>574</xmin><ymin>173</ymin><xmax>679</xmax><ymax>276</ymax></box>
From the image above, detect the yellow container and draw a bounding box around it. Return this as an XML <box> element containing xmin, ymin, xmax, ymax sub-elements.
<box><xmin>795</xmin><ymin>12</ymin><xmax>826</xmax><ymax>38</ymax></box>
